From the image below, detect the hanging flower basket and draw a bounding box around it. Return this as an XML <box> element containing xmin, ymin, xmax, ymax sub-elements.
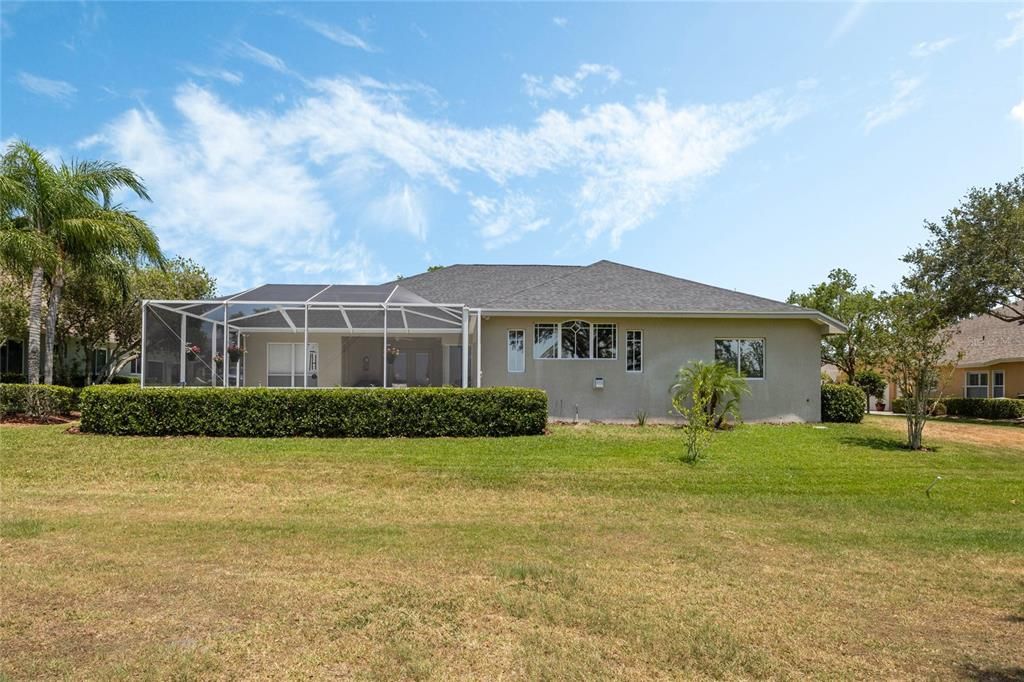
<box><xmin>227</xmin><ymin>344</ymin><xmax>244</xmax><ymax>363</ymax></box>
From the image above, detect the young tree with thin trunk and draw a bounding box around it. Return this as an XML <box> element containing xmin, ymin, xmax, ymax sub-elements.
<box><xmin>877</xmin><ymin>279</ymin><xmax>959</xmax><ymax>450</ymax></box>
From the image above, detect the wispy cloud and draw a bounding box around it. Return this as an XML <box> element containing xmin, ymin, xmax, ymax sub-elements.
<box><xmin>281</xmin><ymin>10</ymin><xmax>375</xmax><ymax>52</ymax></box>
<box><xmin>16</xmin><ymin>71</ymin><xmax>77</xmax><ymax>102</ymax></box>
<box><xmin>522</xmin><ymin>63</ymin><xmax>621</xmax><ymax>100</ymax></box>
<box><xmin>470</xmin><ymin>192</ymin><xmax>550</xmax><ymax>250</ymax></box>
<box><xmin>182</xmin><ymin>64</ymin><xmax>244</xmax><ymax>85</ymax></box>
<box><xmin>864</xmin><ymin>75</ymin><xmax>922</xmax><ymax>133</ymax></box>
<box><xmin>231</xmin><ymin>40</ymin><xmax>292</xmax><ymax>75</ymax></box>
<box><xmin>1012</xmin><ymin>99</ymin><xmax>1024</xmax><ymax>125</ymax></box>
<box><xmin>828</xmin><ymin>1</ymin><xmax>868</xmax><ymax>45</ymax></box>
<box><xmin>552</xmin><ymin>16</ymin><xmax>568</xmax><ymax>28</ymax></box>
<box><xmin>366</xmin><ymin>184</ymin><xmax>428</xmax><ymax>240</ymax></box>
<box><xmin>997</xmin><ymin>8</ymin><xmax>1024</xmax><ymax>49</ymax></box>
<box><xmin>910</xmin><ymin>37</ymin><xmax>957</xmax><ymax>58</ymax></box>
<box><xmin>82</xmin><ymin>75</ymin><xmax>804</xmax><ymax>283</ymax></box>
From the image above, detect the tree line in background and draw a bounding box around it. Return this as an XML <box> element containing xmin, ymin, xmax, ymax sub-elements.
<box><xmin>0</xmin><ymin>140</ymin><xmax>216</xmax><ymax>386</ymax></box>
<box><xmin>788</xmin><ymin>173</ymin><xmax>1023</xmax><ymax>449</ymax></box>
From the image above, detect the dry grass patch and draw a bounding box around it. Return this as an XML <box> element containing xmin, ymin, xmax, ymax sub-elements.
<box><xmin>2</xmin><ymin>420</ymin><xmax>1022</xmax><ymax>679</ymax></box>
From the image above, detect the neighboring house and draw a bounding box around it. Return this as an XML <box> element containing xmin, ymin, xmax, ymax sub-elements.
<box><xmin>942</xmin><ymin>303</ymin><xmax>1024</xmax><ymax>400</ymax></box>
<box><xmin>140</xmin><ymin>260</ymin><xmax>846</xmax><ymax>422</ymax></box>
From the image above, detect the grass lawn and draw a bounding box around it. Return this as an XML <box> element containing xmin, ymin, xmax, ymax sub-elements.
<box><xmin>2</xmin><ymin>417</ymin><xmax>1022</xmax><ymax>680</ymax></box>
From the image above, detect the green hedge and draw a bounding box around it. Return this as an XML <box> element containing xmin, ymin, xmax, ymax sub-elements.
<box><xmin>821</xmin><ymin>383</ymin><xmax>865</xmax><ymax>423</ymax></box>
<box><xmin>79</xmin><ymin>385</ymin><xmax>549</xmax><ymax>437</ymax></box>
<box><xmin>891</xmin><ymin>397</ymin><xmax>946</xmax><ymax>416</ymax></box>
<box><xmin>0</xmin><ymin>384</ymin><xmax>76</xmax><ymax>419</ymax></box>
<box><xmin>942</xmin><ymin>397</ymin><xmax>1024</xmax><ymax>420</ymax></box>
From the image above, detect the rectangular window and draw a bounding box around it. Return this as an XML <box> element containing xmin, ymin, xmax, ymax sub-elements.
<box><xmin>626</xmin><ymin>330</ymin><xmax>643</xmax><ymax>372</ymax></box>
<box><xmin>267</xmin><ymin>342</ymin><xmax>318</xmax><ymax>387</ymax></box>
<box><xmin>534</xmin><ymin>324</ymin><xmax>557</xmax><ymax>359</ymax></box>
<box><xmin>965</xmin><ymin>371</ymin><xmax>988</xmax><ymax>399</ymax></box>
<box><xmin>595</xmin><ymin>324</ymin><xmax>617</xmax><ymax>359</ymax></box>
<box><xmin>715</xmin><ymin>338</ymin><xmax>765</xmax><ymax>379</ymax></box>
<box><xmin>507</xmin><ymin>330</ymin><xmax>525</xmax><ymax>372</ymax></box>
<box><xmin>993</xmin><ymin>371</ymin><xmax>1005</xmax><ymax>399</ymax></box>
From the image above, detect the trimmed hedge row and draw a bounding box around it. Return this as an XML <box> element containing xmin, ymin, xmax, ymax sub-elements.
<box><xmin>943</xmin><ymin>397</ymin><xmax>1024</xmax><ymax>420</ymax></box>
<box><xmin>891</xmin><ymin>398</ymin><xmax>946</xmax><ymax>416</ymax></box>
<box><xmin>821</xmin><ymin>383</ymin><xmax>865</xmax><ymax>423</ymax></box>
<box><xmin>79</xmin><ymin>385</ymin><xmax>548</xmax><ymax>437</ymax></box>
<box><xmin>0</xmin><ymin>384</ymin><xmax>76</xmax><ymax>418</ymax></box>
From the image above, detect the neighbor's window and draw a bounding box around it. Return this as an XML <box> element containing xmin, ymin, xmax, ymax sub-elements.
<box><xmin>965</xmin><ymin>371</ymin><xmax>988</xmax><ymax>399</ymax></box>
<box><xmin>715</xmin><ymin>338</ymin><xmax>765</xmax><ymax>379</ymax></box>
<box><xmin>533</xmin><ymin>321</ymin><xmax>617</xmax><ymax>360</ymax></box>
<box><xmin>507</xmin><ymin>329</ymin><xmax>525</xmax><ymax>373</ymax></box>
<box><xmin>993</xmin><ymin>371</ymin><xmax>1005</xmax><ymax>398</ymax></box>
<box><xmin>534</xmin><ymin>324</ymin><xmax>557</xmax><ymax>359</ymax></box>
<box><xmin>626</xmin><ymin>330</ymin><xmax>643</xmax><ymax>372</ymax></box>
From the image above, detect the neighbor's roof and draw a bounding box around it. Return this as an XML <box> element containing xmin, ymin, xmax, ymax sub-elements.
<box><xmin>396</xmin><ymin>260</ymin><xmax>846</xmax><ymax>331</ymax></box>
<box><xmin>944</xmin><ymin>303</ymin><xmax>1024</xmax><ymax>367</ymax></box>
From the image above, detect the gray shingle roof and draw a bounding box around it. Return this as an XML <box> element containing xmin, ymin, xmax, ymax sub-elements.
<box><xmin>944</xmin><ymin>303</ymin><xmax>1024</xmax><ymax>366</ymax></box>
<box><xmin>396</xmin><ymin>260</ymin><xmax>824</xmax><ymax>316</ymax></box>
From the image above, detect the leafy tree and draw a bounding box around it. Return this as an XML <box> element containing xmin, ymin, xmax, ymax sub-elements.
<box><xmin>59</xmin><ymin>257</ymin><xmax>216</xmax><ymax>383</ymax></box>
<box><xmin>0</xmin><ymin>140</ymin><xmax>163</xmax><ymax>384</ymax></box>
<box><xmin>877</xmin><ymin>278</ymin><xmax>960</xmax><ymax>450</ymax></box>
<box><xmin>788</xmin><ymin>269</ymin><xmax>884</xmax><ymax>382</ymax></box>
<box><xmin>670</xmin><ymin>360</ymin><xmax>750</xmax><ymax>431</ymax></box>
<box><xmin>853</xmin><ymin>369</ymin><xmax>887</xmax><ymax>413</ymax></box>
<box><xmin>903</xmin><ymin>174</ymin><xmax>1024</xmax><ymax>324</ymax></box>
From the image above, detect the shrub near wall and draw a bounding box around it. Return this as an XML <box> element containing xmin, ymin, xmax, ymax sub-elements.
<box><xmin>79</xmin><ymin>386</ymin><xmax>548</xmax><ymax>437</ymax></box>
<box><xmin>943</xmin><ymin>398</ymin><xmax>1024</xmax><ymax>420</ymax></box>
<box><xmin>0</xmin><ymin>384</ymin><xmax>76</xmax><ymax>419</ymax></box>
<box><xmin>821</xmin><ymin>383</ymin><xmax>865</xmax><ymax>423</ymax></box>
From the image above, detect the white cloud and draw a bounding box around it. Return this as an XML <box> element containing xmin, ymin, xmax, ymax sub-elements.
<box><xmin>366</xmin><ymin>184</ymin><xmax>428</xmax><ymax>240</ymax></box>
<box><xmin>1012</xmin><ymin>99</ymin><xmax>1024</xmax><ymax>124</ymax></box>
<box><xmin>470</xmin><ymin>192</ymin><xmax>550</xmax><ymax>250</ymax></box>
<box><xmin>282</xmin><ymin>10</ymin><xmax>375</xmax><ymax>52</ymax></box>
<box><xmin>552</xmin><ymin>17</ymin><xmax>568</xmax><ymax>28</ymax></box>
<box><xmin>522</xmin><ymin>63</ymin><xmax>621</xmax><ymax>100</ymax></box>
<box><xmin>231</xmin><ymin>41</ymin><xmax>292</xmax><ymax>75</ymax></box>
<box><xmin>909</xmin><ymin>37</ymin><xmax>956</xmax><ymax>58</ymax></box>
<box><xmin>16</xmin><ymin>71</ymin><xmax>76</xmax><ymax>102</ymax></box>
<box><xmin>997</xmin><ymin>8</ymin><xmax>1024</xmax><ymax>49</ymax></box>
<box><xmin>828</xmin><ymin>1</ymin><xmax>868</xmax><ymax>45</ymax></box>
<box><xmin>864</xmin><ymin>75</ymin><xmax>922</xmax><ymax>133</ymax></box>
<box><xmin>183</xmin><ymin>64</ymin><xmax>244</xmax><ymax>85</ymax></box>
<box><xmin>84</xmin><ymin>76</ymin><xmax>802</xmax><ymax>284</ymax></box>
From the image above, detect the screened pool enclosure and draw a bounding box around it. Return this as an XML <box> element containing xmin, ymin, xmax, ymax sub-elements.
<box><xmin>141</xmin><ymin>284</ymin><xmax>482</xmax><ymax>389</ymax></box>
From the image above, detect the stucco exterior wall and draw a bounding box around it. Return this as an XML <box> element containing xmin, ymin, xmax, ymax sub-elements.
<box><xmin>479</xmin><ymin>316</ymin><xmax>825</xmax><ymax>422</ymax></box>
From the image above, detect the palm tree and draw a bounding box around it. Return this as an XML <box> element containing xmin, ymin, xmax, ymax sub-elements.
<box><xmin>670</xmin><ymin>360</ymin><xmax>750</xmax><ymax>429</ymax></box>
<box><xmin>1</xmin><ymin>140</ymin><xmax>162</xmax><ymax>384</ymax></box>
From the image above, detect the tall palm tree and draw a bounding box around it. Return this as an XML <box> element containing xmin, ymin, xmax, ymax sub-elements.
<box><xmin>1</xmin><ymin>140</ymin><xmax>162</xmax><ymax>384</ymax></box>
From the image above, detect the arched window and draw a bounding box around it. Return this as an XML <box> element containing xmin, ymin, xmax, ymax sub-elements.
<box><xmin>560</xmin><ymin>320</ymin><xmax>591</xmax><ymax>358</ymax></box>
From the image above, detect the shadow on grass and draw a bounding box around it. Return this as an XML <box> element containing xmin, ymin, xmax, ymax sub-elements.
<box><xmin>837</xmin><ymin>434</ymin><xmax>943</xmax><ymax>453</ymax></box>
<box><xmin>958</xmin><ymin>662</ymin><xmax>1024</xmax><ymax>682</ymax></box>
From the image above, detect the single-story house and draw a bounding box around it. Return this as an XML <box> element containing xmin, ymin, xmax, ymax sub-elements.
<box><xmin>941</xmin><ymin>303</ymin><xmax>1024</xmax><ymax>399</ymax></box>
<box><xmin>140</xmin><ymin>260</ymin><xmax>846</xmax><ymax>422</ymax></box>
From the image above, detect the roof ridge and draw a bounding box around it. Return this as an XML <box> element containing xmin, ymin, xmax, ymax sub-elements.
<box><xmin>592</xmin><ymin>259</ymin><xmax>812</xmax><ymax>312</ymax></box>
<box><xmin>477</xmin><ymin>261</ymin><xmax>606</xmax><ymax>305</ymax></box>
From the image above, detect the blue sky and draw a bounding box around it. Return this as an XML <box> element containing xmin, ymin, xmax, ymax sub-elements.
<box><xmin>2</xmin><ymin>2</ymin><xmax>1022</xmax><ymax>298</ymax></box>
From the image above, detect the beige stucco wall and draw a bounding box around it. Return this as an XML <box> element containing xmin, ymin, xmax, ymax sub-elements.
<box><xmin>479</xmin><ymin>316</ymin><xmax>825</xmax><ymax>422</ymax></box>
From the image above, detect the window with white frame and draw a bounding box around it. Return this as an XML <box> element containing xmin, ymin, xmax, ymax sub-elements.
<box><xmin>993</xmin><ymin>370</ymin><xmax>1005</xmax><ymax>398</ymax></box>
<box><xmin>964</xmin><ymin>371</ymin><xmax>988</xmax><ymax>398</ymax></box>
<box><xmin>267</xmin><ymin>342</ymin><xmax>318</xmax><ymax>387</ymax></box>
<box><xmin>533</xmin><ymin>321</ymin><xmax>617</xmax><ymax>360</ymax></box>
<box><xmin>507</xmin><ymin>329</ymin><xmax>525</xmax><ymax>373</ymax></box>
<box><xmin>626</xmin><ymin>330</ymin><xmax>642</xmax><ymax>372</ymax></box>
<box><xmin>715</xmin><ymin>338</ymin><xmax>765</xmax><ymax>379</ymax></box>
